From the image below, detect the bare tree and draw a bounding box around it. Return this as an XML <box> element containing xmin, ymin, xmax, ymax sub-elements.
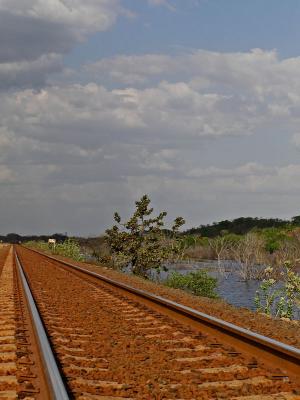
<box><xmin>231</xmin><ymin>232</ymin><xmax>265</xmax><ymax>280</ymax></box>
<box><xmin>208</xmin><ymin>236</ymin><xmax>232</xmax><ymax>274</ymax></box>
<box><xmin>274</xmin><ymin>238</ymin><xmax>300</xmax><ymax>271</ymax></box>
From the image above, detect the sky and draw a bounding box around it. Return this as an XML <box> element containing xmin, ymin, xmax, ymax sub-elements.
<box><xmin>1</xmin><ymin>0</ymin><xmax>300</xmax><ymax>235</ymax></box>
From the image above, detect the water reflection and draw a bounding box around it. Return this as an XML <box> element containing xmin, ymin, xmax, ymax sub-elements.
<box><xmin>150</xmin><ymin>260</ymin><xmax>300</xmax><ymax>319</ymax></box>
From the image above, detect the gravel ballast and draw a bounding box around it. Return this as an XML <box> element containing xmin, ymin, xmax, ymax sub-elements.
<box><xmin>30</xmin><ymin>249</ymin><xmax>300</xmax><ymax>350</ymax></box>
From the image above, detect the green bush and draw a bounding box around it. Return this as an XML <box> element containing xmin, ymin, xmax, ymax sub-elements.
<box><xmin>259</xmin><ymin>228</ymin><xmax>289</xmax><ymax>253</ymax></box>
<box><xmin>254</xmin><ymin>264</ymin><xmax>300</xmax><ymax>319</ymax></box>
<box><xmin>164</xmin><ymin>270</ymin><xmax>218</xmax><ymax>298</ymax></box>
<box><xmin>25</xmin><ymin>239</ymin><xmax>84</xmax><ymax>262</ymax></box>
<box><xmin>53</xmin><ymin>238</ymin><xmax>84</xmax><ymax>261</ymax></box>
<box><xmin>25</xmin><ymin>240</ymin><xmax>49</xmax><ymax>252</ymax></box>
<box><xmin>105</xmin><ymin>194</ymin><xmax>185</xmax><ymax>277</ymax></box>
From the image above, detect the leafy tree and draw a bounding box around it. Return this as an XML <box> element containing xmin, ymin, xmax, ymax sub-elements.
<box><xmin>105</xmin><ymin>194</ymin><xmax>185</xmax><ymax>277</ymax></box>
<box><xmin>260</xmin><ymin>228</ymin><xmax>288</xmax><ymax>253</ymax></box>
<box><xmin>292</xmin><ymin>215</ymin><xmax>300</xmax><ymax>226</ymax></box>
<box><xmin>185</xmin><ymin>217</ymin><xmax>288</xmax><ymax>237</ymax></box>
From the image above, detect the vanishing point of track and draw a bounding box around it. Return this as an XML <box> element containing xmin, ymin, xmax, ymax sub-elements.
<box><xmin>1</xmin><ymin>244</ymin><xmax>300</xmax><ymax>399</ymax></box>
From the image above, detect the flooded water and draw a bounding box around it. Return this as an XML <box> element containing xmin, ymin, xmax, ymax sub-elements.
<box><xmin>151</xmin><ymin>260</ymin><xmax>258</xmax><ymax>310</ymax></box>
<box><xmin>152</xmin><ymin>260</ymin><xmax>300</xmax><ymax>319</ymax></box>
<box><xmin>85</xmin><ymin>253</ymin><xmax>300</xmax><ymax>319</ymax></box>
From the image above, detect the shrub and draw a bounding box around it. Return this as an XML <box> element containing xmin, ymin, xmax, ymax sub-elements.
<box><xmin>164</xmin><ymin>270</ymin><xmax>218</xmax><ymax>298</ymax></box>
<box><xmin>260</xmin><ymin>228</ymin><xmax>289</xmax><ymax>253</ymax></box>
<box><xmin>25</xmin><ymin>239</ymin><xmax>84</xmax><ymax>262</ymax></box>
<box><xmin>53</xmin><ymin>238</ymin><xmax>84</xmax><ymax>262</ymax></box>
<box><xmin>254</xmin><ymin>263</ymin><xmax>300</xmax><ymax>319</ymax></box>
<box><xmin>105</xmin><ymin>194</ymin><xmax>185</xmax><ymax>277</ymax></box>
<box><xmin>25</xmin><ymin>240</ymin><xmax>49</xmax><ymax>252</ymax></box>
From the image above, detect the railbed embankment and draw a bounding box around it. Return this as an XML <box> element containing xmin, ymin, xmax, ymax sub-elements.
<box><xmin>15</xmin><ymin>246</ymin><xmax>300</xmax><ymax>398</ymax></box>
<box><xmin>34</xmin><ymin>249</ymin><xmax>300</xmax><ymax>350</ymax></box>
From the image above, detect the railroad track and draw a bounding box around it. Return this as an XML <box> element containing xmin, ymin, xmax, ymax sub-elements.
<box><xmin>9</xmin><ymin>245</ymin><xmax>300</xmax><ymax>398</ymax></box>
<box><xmin>0</xmin><ymin>245</ymin><xmax>69</xmax><ymax>399</ymax></box>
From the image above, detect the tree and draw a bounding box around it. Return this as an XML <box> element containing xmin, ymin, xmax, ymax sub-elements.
<box><xmin>208</xmin><ymin>235</ymin><xmax>231</xmax><ymax>270</ymax></box>
<box><xmin>292</xmin><ymin>215</ymin><xmax>300</xmax><ymax>226</ymax></box>
<box><xmin>231</xmin><ymin>232</ymin><xmax>265</xmax><ymax>280</ymax></box>
<box><xmin>105</xmin><ymin>194</ymin><xmax>185</xmax><ymax>277</ymax></box>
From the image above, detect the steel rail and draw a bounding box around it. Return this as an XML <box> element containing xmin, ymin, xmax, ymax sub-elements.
<box><xmin>19</xmin><ymin>246</ymin><xmax>300</xmax><ymax>381</ymax></box>
<box><xmin>15</xmin><ymin>250</ymin><xmax>70</xmax><ymax>400</ymax></box>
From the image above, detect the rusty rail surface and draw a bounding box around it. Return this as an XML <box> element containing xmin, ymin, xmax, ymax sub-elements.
<box><xmin>15</xmin><ymin>250</ymin><xmax>70</xmax><ymax>399</ymax></box>
<box><xmin>19</xmin><ymin>245</ymin><xmax>300</xmax><ymax>383</ymax></box>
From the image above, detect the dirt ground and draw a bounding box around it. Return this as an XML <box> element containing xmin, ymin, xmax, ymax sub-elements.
<box><xmin>41</xmin><ymin>252</ymin><xmax>300</xmax><ymax>350</ymax></box>
<box><xmin>16</xmin><ymin>246</ymin><xmax>300</xmax><ymax>398</ymax></box>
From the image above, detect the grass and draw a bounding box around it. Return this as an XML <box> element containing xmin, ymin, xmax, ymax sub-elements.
<box><xmin>25</xmin><ymin>239</ymin><xmax>84</xmax><ymax>262</ymax></box>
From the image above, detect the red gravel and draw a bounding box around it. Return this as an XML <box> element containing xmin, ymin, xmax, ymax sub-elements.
<box><xmin>0</xmin><ymin>245</ymin><xmax>52</xmax><ymax>399</ymax></box>
<box><xmin>46</xmin><ymin>252</ymin><xmax>300</xmax><ymax>350</ymax></box>
<box><xmin>0</xmin><ymin>245</ymin><xmax>10</xmax><ymax>272</ymax></box>
<box><xmin>16</xmin><ymin>246</ymin><xmax>300</xmax><ymax>399</ymax></box>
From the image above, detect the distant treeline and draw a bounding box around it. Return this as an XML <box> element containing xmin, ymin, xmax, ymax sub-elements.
<box><xmin>3</xmin><ymin>215</ymin><xmax>300</xmax><ymax>243</ymax></box>
<box><xmin>0</xmin><ymin>233</ymin><xmax>68</xmax><ymax>244</ymax></box>
<box><xmin>185</xmin><ymin>216</ymin><xmax>300</xmax><ymax>237</ymax></box>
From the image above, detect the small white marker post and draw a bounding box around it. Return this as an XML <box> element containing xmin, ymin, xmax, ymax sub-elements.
<box><xmin>48</xmin><ymin>238</ymin><xmax>56</xmax><ymax>249</ymax></box>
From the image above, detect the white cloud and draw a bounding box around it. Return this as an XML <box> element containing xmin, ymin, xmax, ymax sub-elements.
<box><xmin>0</xmin><ymin>80</ymin><xmax>265</xmax><ymax>153</ymax></box>
<box><xmin>0</xmin><ymin>0</ymin><xmax>131</xmax><ymax>90</ymax></box>
<box><xmin>187</xmin><ymin>163</ymin><xmax>273</xmax><ymax>179</ymax></box>
<box><xmin>0</xmin><ymin>166</ymin><xmax>15</xmax><ymax>183</ymax></box>
<box><xmin>1</xmin><ymin>48</ymin><xmax>300</xmax><ymax>186</ymax></box>
<box><xmin>85</xmin><ymin>54</ymin><xmax>175</xmax><ymax>84</ymax></box>
<box><xmin>0</xmin><ymin>54</ymin><xmax>63</xmax><ymax>90</ymax></box>
<box><xmin>291</xmin><ymin>133</ymin><xmax>300</xmax><ymax>148</ymax></box>
<box><xmin>82</xmin><ymin>49</ymin><xmax>300</xmax><ymax>139</ymax></box>
<box><xmin>85</xmin><ymin>49</ymin><xmax>300</xmax><ymax>103</ymax></box>
<box><xmin>2</xmin><ymin>48</ymin><xmax>300</xmax><ymax>232</ymax></box>
<box><xmin>0</xmin><ymin>0</ymin><xmax>129</xmax><ymax>65</ymax></box>
<box><xmin>0</xmin><ymin>0</ymin><xmax>125</xmax><ymax>36</ymax></box>
<box><xmin>147</xmin><ymin>0</ymin><xmax>176</xmax><ymax>11</ymax></box>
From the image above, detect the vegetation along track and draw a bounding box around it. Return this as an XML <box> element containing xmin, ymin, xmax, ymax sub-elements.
<box><xmin>15</xmin><ymin>245</ymin><xmax>300</xmax><ymax>399</ymax></box>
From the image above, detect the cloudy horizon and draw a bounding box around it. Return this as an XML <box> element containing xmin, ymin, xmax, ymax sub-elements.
<box><xmin>1</xmin><ymin>0</ymin><xmax>300</xmax><ymax>235</ymax></box>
